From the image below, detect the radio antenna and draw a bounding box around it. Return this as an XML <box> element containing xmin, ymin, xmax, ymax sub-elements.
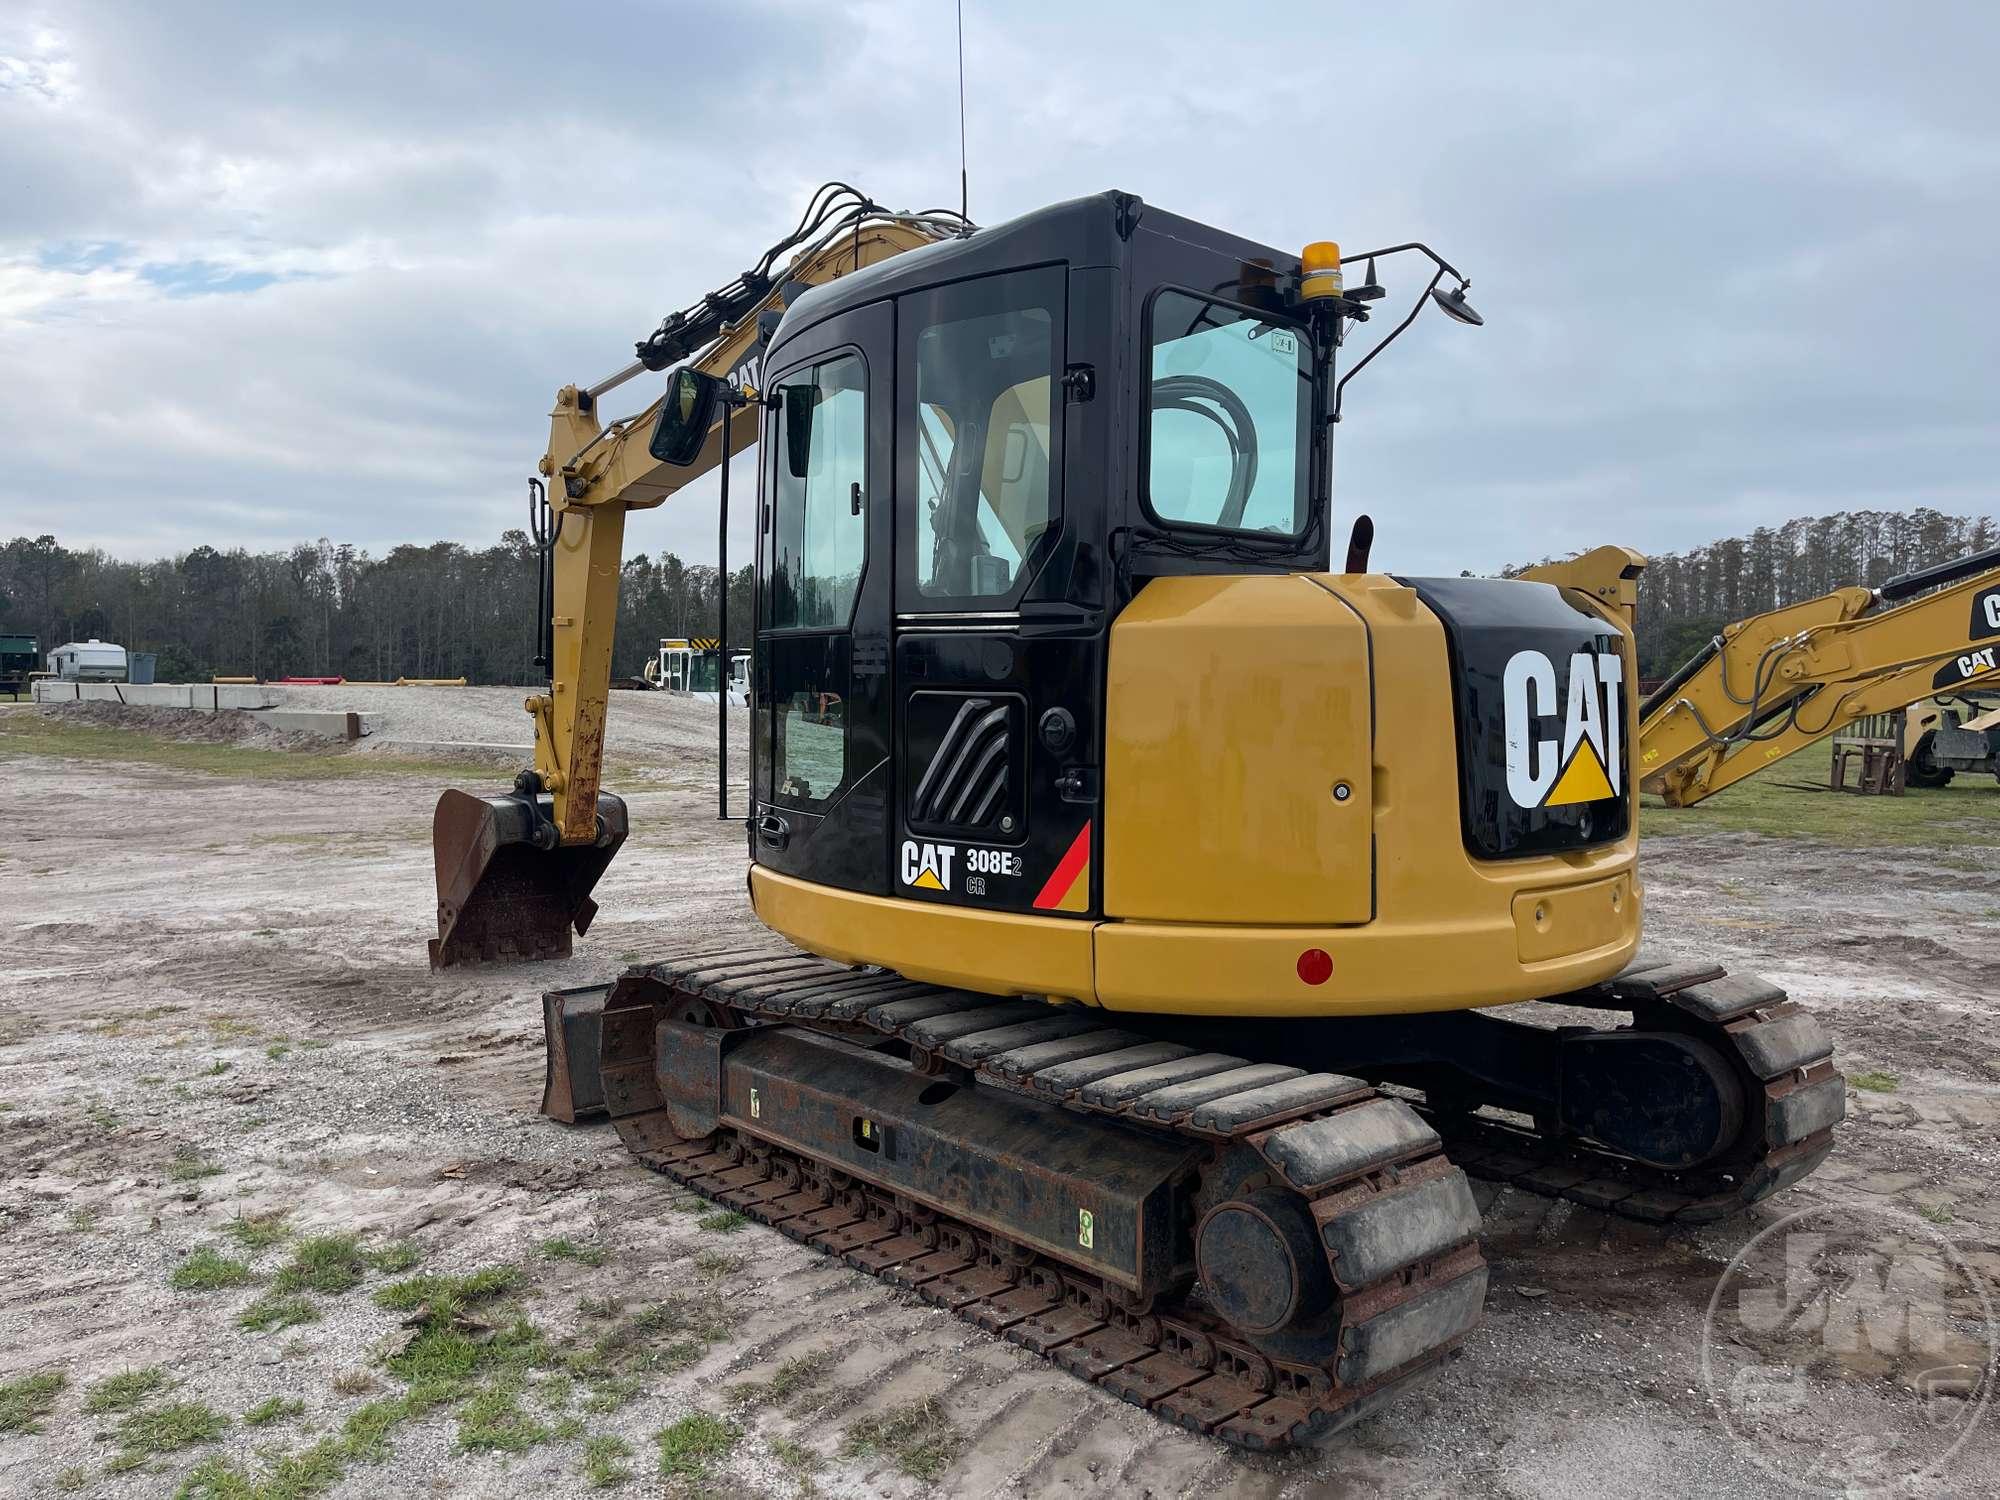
<box><xmin>956</xmin><ymin>0</ymin><xmax>969</xmax><ymax>222</ymax></box>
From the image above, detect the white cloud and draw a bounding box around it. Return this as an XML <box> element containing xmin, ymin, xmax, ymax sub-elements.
<box><xmin>0</xmin><ymin>0</ymin><xmax>1995</xmax><ymax>577</ymax></box>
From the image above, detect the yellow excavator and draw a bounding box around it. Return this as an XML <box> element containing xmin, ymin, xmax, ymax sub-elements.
<box><xmin>1638</xmin><ymin>547</ymin><xmax>2000</xmax><ymax>805</ymax></box>
<box><xmin>429</xmin><ymin>185</ymin><xmax>1843</xmax><ymax>1448</ymax></box>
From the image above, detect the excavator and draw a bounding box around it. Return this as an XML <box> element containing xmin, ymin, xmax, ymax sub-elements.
<box><xmin>1638</xmin><ymin>547</ymin><xmax>2000</xmax><ymax>805</ymax></box>
<box><xmin>428</xmin><ymin>185</ymin><xmax>1844</xmax><ymax>1448</ymax></box>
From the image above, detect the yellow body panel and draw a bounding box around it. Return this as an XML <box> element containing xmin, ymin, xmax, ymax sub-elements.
<box><xmin>756</xmin><ymin>571</ymin><xmax>1644</xmax><ymax>1019</ymax></box>
<box><xmin>1089</xmin><ymin>573</ymin><xmax>1639</xmax><ymax>1014</ymax></box>
<box><xmin>1103</xmin><ymin>575</ymin><xmax>1372</xmax><ymax>925</ymax></box>
<box><xmin>751</xmin><ymin>867</ymin><xmax>1098</xmax><ymax>1002</ymax></box>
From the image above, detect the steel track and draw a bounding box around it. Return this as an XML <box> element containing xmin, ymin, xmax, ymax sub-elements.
<box><xmin>596</xmin><ymin>950</ymin><xmax>1488</xmax><ymax>1451</ymax></box>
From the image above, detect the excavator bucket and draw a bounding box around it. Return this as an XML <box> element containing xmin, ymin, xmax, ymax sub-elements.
<box><xmin>428</xmin><ymin>785</ymin><xmax>629</xmax><ymax>968</ymax></box>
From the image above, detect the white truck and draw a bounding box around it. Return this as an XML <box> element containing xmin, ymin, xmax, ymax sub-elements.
<box><xmin>642</xmin><ymin>638</ymin><xmax>749</xmax><ymax>705</ymax></box>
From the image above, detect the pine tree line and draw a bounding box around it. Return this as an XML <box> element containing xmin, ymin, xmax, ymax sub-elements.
<box><xmin>0</xmin><ymin>532</ymin><xmax>752</xmax><ymax>685</ymax></box>
<box><xmin>10</xmin><ymin>506</ymin><xmax>1993</xmax><ymax>686</ymax></box>
<box><xmin>1510</xmin><ymin>508</ymin><xmax>1997</xmax><ymax>677</ymax></box>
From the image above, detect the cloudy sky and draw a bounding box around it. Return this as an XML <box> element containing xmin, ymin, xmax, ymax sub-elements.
<box><xmin>4</xmin><ymin>1</ymin><xmax>1996</xmax><ymax>577</ymax></box>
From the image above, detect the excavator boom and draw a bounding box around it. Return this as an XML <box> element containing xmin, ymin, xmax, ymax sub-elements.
<box><xmin>1638</xmin><ymin>543</ymin><xmax>2000</xmax><ymax>805</ymax></box>
<box><xmin>430</xmin><ymin>192</ymin><xmax>960</xmax><ymax>965</ymax></box>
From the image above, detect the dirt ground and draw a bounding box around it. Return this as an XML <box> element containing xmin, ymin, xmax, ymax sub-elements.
<box><xmin>2</xmin><ymin>699</ymin><xmax>1997</xmax><ymax>1497</ymax></box>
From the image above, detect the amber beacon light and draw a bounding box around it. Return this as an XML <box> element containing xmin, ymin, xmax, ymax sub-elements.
<box><xmin>1300</xmin><ymin>240</ymin><xmax>1344</xmax><ymax>302</ymax></box>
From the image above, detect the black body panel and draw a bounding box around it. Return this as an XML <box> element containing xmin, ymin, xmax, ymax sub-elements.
<box><xmin>1403</xmin><ymin>576</ymin><xmax>1630</xmax><ymax>860</ymax></box>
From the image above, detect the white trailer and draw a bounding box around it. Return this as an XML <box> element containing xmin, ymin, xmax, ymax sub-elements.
<box><xmin>48</xmin><ymin>638</ymin><xmax>128</xmax><ymax>682</ymax></box>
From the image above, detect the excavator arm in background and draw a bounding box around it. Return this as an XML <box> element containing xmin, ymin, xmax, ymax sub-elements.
<box><xmin>1637</xmin><ymin>543</ymin><xmax>2000</xmax><ymax>806</ymax></box>
<box><xmin>430</xmin><ymin>192</ymin><xmax>962</xmax><ymax>966</ymax></box>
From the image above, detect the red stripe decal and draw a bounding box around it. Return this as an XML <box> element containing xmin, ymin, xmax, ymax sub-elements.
<box><xmin>1032</xmin><ymin>823</ymin><xmax>1092</xmax><ymax>910</ymax></box>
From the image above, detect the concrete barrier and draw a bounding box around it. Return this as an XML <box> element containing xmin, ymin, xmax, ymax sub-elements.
<box><xmin>34</xmin><ymin>680</ymin><xmax>279</xmax><ymax>710</ymax></box>
<box><xmin>31</xmin><ymin>680</ymin><xmax>374</xmax><ymax>740</ymax></box>
<box><xmin>248</xmin><ymin>709</ymin><xmax>374</xmax><ymax>741</ymax></box>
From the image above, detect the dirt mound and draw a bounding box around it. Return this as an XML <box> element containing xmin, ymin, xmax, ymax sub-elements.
<box><xmin>41</xmin><ymin>699</ymin><xmax>332</xmax><ymax>751</ymax></box>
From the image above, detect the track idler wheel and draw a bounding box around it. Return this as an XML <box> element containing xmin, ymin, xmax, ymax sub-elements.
<box><xmin>1196</xmin><ymin>1189</ymin><xmax>1333</xmax><ymax>1336</ymax></box>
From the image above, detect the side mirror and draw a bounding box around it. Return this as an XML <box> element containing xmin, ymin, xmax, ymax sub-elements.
<box><xmin>649</xmin><ymin>367</ymin><xmax>722</xmax><ymax>467</ymax></box>
<box><xmin>783</xmin><ymin>384</ymin><xmax>816</xmax><ymax>479</ymax></box>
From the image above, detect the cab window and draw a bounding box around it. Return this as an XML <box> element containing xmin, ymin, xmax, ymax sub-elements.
<box><xmin>900</xmin><ymin>267</ymin><xmax>1063</xmax><ymax>607</ymax></box>
<box><xmin>769</xmin><ymin>352</ymin><xmax>867</xmax><ymax>629</ymax></box>
<box><xmin>1146</xmin><ymin>289</ymin><xmax>1310</xmax><ymax>536</ymax></box>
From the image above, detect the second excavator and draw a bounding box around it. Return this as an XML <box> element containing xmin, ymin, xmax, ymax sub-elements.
<box><xmin>429</xmin><ymin>184</ymin><xmax>1845</xmax><ymax>1448</ymax></box>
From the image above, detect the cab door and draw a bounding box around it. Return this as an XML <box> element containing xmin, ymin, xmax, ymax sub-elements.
<box><xmin>751</xmin><ymin>300</ymin><xmax>895</xmax><ymax>894</ymax></box>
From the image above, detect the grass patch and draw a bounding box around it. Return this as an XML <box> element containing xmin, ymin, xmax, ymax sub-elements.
<box><xmin>364</xmin><ymin>1240</ymin><xmax>421</xmax><ymax>1274</ymax></box>
<box><xmin>583</xmin><ymin>1434</ymin><xmax>634</xmax><ymax>1488</ymax></box>
<box><xmin>179</xmin><ymin>1444</ymin><xmax>339</xmax><ymax>1498</ymax></box>
<box><xmin>84</xmin><ymin>1365</ymin><xmax>171</xmax><ymax>1414</ymax></box>
<box><xmin>0</xmin><ymin>1370</ymin><xmax>65</xmax><ymax>1434</ymax></box>
<box><xmin>331</xmin><ymin>1371</ymin><xmax>380</xmax><ymax>1397</ymax></box>
<box><xmin>201</xmin><ymin>1059</ymin><xmax>233</xmax><ymax>1076</ymax></box>
<box><xmin>341</xmin><ymin>1383</ymin><xmax>454</xmax><ymax>1460</ymax></box>
<box><xmin>169</xmin><ymin>1146</ymin><xmax>223</xmax><ymax>1182</ymax></box>
<box><xmin>374</xmin><ymin>1265</ymin><xmax>521</xmax><ymax>1318</ymax></box>
<box><xmin>239</xmin><ymin>1294</ymin><xmax>320</xmax><ymax>1333</ymax></box>
<box><xmin>693</xmin><ymin>1250</ymin><xmax>743</xmax><ymax>1279</ymax></box>
<box><xmin>656</xmin><ymin>1412</ymin><xmax>738</xmax><ymax>1485</ymax></box>
<box><xmin>55</xmin><ymin>1467</ymin><xmax>87</xmax><ymax>1492</ymax></box>
<box><xmin>172</xmin><ymin>1246</ymin><xmax>259</xmax><ymax>1291</ymax></box>
<box><xmin>0</xmin><ymin>713</ymin><xmax>489</xmax><ymax>784</ymax></box>
<box><xmin>580</xmin><ymin>1375</ymin><xmax>642</xmax><ymax>1415</ymax></box>
<box><xmin>387</xmin><ymin>1316</ymin><xmax>551</xmax><ymax>1390</ymax></box>
<box><xmin>1850</xmin><ymin>1069</ymin><xmax>1901</xmax><ymax>1093</ymax></box>
<box><xmin>244</xmin><ymin>1396</ymin><xmax>305</xmax><ymax>1427</ymax></box>
<box><xmin>577</xmin><ymin>1294</ymin><xmax>622</xmax><ymax>1320</ymax></box>
<box><xmin>728</xmin><ymin>1350</ymin><xmax>834</xmax><ymax>1414</ymax></box>
<box><xmin>696</xmin><ymin>1210</ymin><xmax>747</xmax><ymax>1235</ymax></box>
<box><xmin>67</xmin><ymin>1206</ymin><xmax>101</xmax><ymax>1233</ymax></box>
<box><xmin>539</xmin><ymin>1235</ymin><xmax>608</xmax><ymax>1267</ymax></box>
<box><xmin>265</xmin><ymin>1043</ymin><xmax>291</xmax><ymax>1061</ymax></box>
<box><xmin>1640</xmin><ymin>741</ymin><xmax>2000</xmax><ymax>848</ymax></box>
<box><xmin>113</xmin><ymin>1399</ymin><xmax>227</xmax><ymax>1461</ymax></box>
<box><xmin>457</xmin><ymin>1375</ymin><xmax>553</xmax><ymax>1453</ymax></box>
<box><xmin>840</xmin><ymin>1396</ymin><xmax>962</xmax><ymax>1482</ymax></box>
<box><xmin>184</xmin><ymin>1383</ymin><xmax>457</xmax><ymax>1497</ymax></box>
<box><xmin>273</xmin><ymin>1234</ymin><xmax>367</xmax><ymax>1294</ymax></box>
<box><xmin>86</xmin><ymin>1101</ymin><xmax>119</xmax><ymax>1130</ymax></box>
<box><xmin>224</xmin><ymin>1211</ymin><xmax>292</xmax><ymax>1253</ymax></box>
<box><xmin>573</xmin><ymin>1291</ymin><xmax>739</xmax><ymax>1384</ymax></box>
<box><xmin>771</xmin><ymin>1435</ymin><xmax>821</xmax><ymax>1477</ymax></box>
<box><xmin>1919</xmin><ymin>1200</ymin><xmax>1955</xmax><ymax>1225</ymax></box>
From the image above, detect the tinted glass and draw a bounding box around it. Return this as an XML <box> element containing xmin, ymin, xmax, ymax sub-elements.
<box><xmin>1147</xmin><ymin>290</ymin><xmax>1309</xmax><ymax>535</ymax></box>
<box><xmin>777</xmin><ymin>694</ymin><xmax>844</xmax><ymax>802</ymax></box>
<box><xmin>770</xmin><ymin>353</ymin><xmax>866</xmax><ymax>628</ymax></box>
<box><xmin>908</xmin><ymin>290</ymin><xmax>1057</xmax><ymax>603</ymax></box>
